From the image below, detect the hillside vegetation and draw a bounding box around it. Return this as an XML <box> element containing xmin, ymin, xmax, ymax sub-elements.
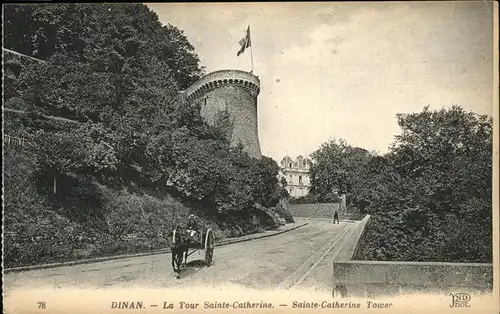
<box><xmin>3</xmin><ymin>3</ymin><xmax>290</xmax><ymax>268</ymax></box>
<box><xmin>309</xmin><ymin>106</ymin><xmax>492</xmax><ymax>263</ymax></box>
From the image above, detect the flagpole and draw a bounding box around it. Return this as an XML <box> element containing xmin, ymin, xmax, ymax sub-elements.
<box><xmin>250</xmin><ymin>42</ymin><xmax>254</xmax><ymax>73</ymax></box>
<box><xmin>249</xmin><ymin>25</ymin><xmax>254</xmax><ymax>73</ymax></box>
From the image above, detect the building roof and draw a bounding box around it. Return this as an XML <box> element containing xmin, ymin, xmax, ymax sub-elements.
<box><xmin>280</xmin><ymin>155</ymin><xmax>312</xmax><ymax>170</ymax></box>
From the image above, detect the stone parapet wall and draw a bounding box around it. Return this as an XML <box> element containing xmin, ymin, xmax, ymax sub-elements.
<box><xmin>333</xmin><ymin>260</ymin><xmax>493</xmax><ymax>297</ymax></box>
<box><xmin>290</xmin><ymin>203</ymin><xmax>339</xmax><ymax>218</ymax></box>
<box><xmin>330</xmin><ymin>214</ymin><xmax>493</xmax><ymax>297</ymax></box>
<box><xmin>290</xmin><ymin>203</ymin><xmax>365</xmax><ymax>220</ymax></box>
<box><xmin>334</xmin><ymin>215</ymin><xmax>371</xmax><ymax>261</ymax></box>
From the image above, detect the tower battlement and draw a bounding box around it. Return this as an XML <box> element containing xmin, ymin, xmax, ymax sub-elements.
<box><xmin>184</xmin><ymin>70</ymin><xmax>260</xmax><ymax>101</ymax></box>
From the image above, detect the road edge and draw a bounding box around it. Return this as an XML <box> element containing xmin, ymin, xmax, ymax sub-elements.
<box><xmin>4</xmin><ymin>222</ymin><xmax>309</xmax><ymax>274</ymax></box>
<box><xmin>277</xmin><ymin>222</ymin><xmax>356</xmax><ymax>290</ymax></box>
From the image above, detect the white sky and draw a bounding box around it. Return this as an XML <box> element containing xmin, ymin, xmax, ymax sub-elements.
<box><xmin>146</xmin><ymin>2</ymin><xmax>494</xmax><ymax>162</ymax></box>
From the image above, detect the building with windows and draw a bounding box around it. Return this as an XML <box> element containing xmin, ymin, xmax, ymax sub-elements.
<box><xmin>278</xmin><ymin>155</ymin><xmax>312</xmax><ymax>198</ymax></box>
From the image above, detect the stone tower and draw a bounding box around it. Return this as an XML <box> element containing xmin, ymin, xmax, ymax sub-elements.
<box><xmin>183</xmin><ymin>70</ymin><xmax>262</xmax><ymax>159</ymax></box>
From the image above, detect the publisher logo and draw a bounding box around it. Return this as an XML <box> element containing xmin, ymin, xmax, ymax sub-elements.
<box><xmin>449</xmin><ymin>293</ymin><xmax>471</xmax><ymax>308</ymax></box>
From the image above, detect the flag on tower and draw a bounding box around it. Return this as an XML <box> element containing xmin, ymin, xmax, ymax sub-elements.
<box><xmin>237</xmin><ymin>25</ymin><xmax>251</xmax><ymax>56</ymax></box>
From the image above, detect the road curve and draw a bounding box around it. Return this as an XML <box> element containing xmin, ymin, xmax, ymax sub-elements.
<box><xmin>4</xmin><ymin>218</ymin><xmax>350</xmax><ymax>293</ymax></box>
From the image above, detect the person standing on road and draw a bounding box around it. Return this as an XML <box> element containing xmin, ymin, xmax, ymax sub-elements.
<box><xmin>333</xmin><ymin>210</ymin><xmax>339</xmax><ymax>224</ymax></box>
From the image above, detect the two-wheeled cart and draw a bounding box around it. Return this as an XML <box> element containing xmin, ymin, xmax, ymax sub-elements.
<box><xmin>172</xmin><ymin>227</ymin><xmax>214</xmax><ymax>269</ymax></box>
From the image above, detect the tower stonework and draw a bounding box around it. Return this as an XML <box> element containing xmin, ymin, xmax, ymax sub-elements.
<box><xmin>184</xmin><ymin>70</ymin><xmax>262</xmax><ymax>159</ymax></box>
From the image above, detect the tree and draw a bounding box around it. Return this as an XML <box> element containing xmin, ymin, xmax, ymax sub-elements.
<box><xmin>388</xmin><ymin>106</ymin><xmax>492</xmax><ymax>261</ymax></box>
<box><xmin>4</xmin><ymin>4</ymin><xmax>100</xmax><ymax>60</ymax></box>
<box><xmin>389</xmin><ymin>106</ymin><xmax>492</xmax><ymax>216</ymax></box>
<box><xmin>309</xmin><ymin>138</ymin><xmax>372</xmax><ymax>206</ymax></box>
<box><xmin>157</xmin><ymin>24</ymin><xmax>206</xmax><ymax>89</ymax></box>
<box><xmin>250</xmin><ymin>156</ymin><xmax>283</xmax><ymax>208</ymax></box>
<box><xmin>358</xmin><ymin>106</ymin><xmax>492</xmax><ymax>263</ymax></box>
<box><xmin>7</xmin><ymin>4</ymin><xmax>204</xmax><ymax>190</ymax></box>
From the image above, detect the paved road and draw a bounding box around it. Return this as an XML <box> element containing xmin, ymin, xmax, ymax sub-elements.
<box><xmin>4</xmin><ymin>218</ymin><xmax>351</xmax><ymax>293</ymax></box>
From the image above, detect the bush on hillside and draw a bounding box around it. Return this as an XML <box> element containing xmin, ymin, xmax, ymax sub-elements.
<box><xmin>3</xmin><ymin>144</ymin><xmax>100</xmax><ymax>267</ymax></box>
<box><xmin>101</xmin><ymin>185</ymin><xmax>190</xmax><ymax>241</ymax></box>
<box><xmin>273</xmin><ymin>199</ymin><xmax>295</xmax><ymax>223</ymax></box>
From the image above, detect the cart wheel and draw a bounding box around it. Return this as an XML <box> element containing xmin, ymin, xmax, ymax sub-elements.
<box><xmin>204</xmin><ymin>229</ymin><xmax>214</xmax><ymax>266</ymax></box>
